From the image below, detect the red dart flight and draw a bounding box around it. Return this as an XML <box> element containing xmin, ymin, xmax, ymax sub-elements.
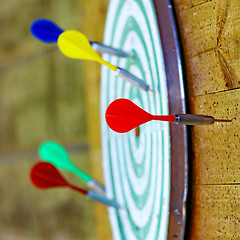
<box><xmin>105</xmin><ymin>98</ymin><xmax>175</xmax><ymax>133</ymax></box>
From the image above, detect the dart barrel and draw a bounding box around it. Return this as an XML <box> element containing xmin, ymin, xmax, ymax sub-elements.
<box><xmin>174</xmin><ymin>114</ymin><xmax>215</xmax><ymax>125</ymax></box>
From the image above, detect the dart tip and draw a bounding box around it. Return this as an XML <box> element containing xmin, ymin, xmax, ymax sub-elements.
<box><xmin>214</xmin><ymin>119</ymin><xmax>232</xmax><ymax>123</ymax></box>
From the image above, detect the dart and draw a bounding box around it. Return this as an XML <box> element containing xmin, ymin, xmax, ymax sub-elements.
<box><xmin>30</xmin><ymin>19</ymin><xmax>128</xmax><ymax>57</ymax></box>
<box><xmin>30</xmin><ymin>18</ymin><xmax>63</xmax><ymax>43</ymax></box>
<box><xmin>30</xmin><ymin>161</ymin><xmax>121</xmax><ymax>209</ymax></box>
<box><xmin>57</xmin><ymin>30</ymin><xmax>154</xmax><ymax>92</ymax></box>
<box><xmin>39</xmin><ymin>141</ymin><xmax>105</xmax><ymax>195</ymax></box>
<box><xmin>105</xmin><ymin>98</ymin><xmax>232</xmax><ymax>133</ymax></box>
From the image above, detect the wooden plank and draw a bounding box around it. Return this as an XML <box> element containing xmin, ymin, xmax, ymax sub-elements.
<box><xmin>190</xmin><ymin>89</ymin><xmax>239</xmax><ymax>184</ymax></box>
<box><xmin>174</xmin><ymin>0</ymin><xmax>240</xmax><ymax>96</ymax></box>
<box><xmin>173</xmin><ymin>0</ymin><xmax>240</xmax><ymax>238</ymax></box>
<box><xmin>188</xmin><ymin>185</ymin><xmax>240</xmax><ymax>239</ymax></box>
<box><xmin>187</xmin><ymin>51</ymin><xmax>226</xmax><ymax>96</ymax></box>
<box><xmin>187</xmin><ymin>91</ymin><xmax>240</xmax><ymax>239</ymax></box>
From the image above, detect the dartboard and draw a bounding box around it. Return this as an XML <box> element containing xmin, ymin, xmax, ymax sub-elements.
<box><xmin>100</xmin><ymin>0</ymin><xmax>188</xmax><ymax>239</ymax></box>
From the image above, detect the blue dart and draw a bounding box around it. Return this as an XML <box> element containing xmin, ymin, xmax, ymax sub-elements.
<box><xmin>30</xmin><ymin>18</ymin><xmax>64</xmax><ymax>43</ymax></box>
<box><xmin>30</xmin><ymin>18</ymin><xmax>128</xmax><ymax>57</ymax></box>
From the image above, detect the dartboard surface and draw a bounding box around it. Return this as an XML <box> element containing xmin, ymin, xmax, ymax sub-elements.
<box><xmin>101</xmin><ymin>0</ymin><xmax>187</xmax><ymax>239</ymax></box>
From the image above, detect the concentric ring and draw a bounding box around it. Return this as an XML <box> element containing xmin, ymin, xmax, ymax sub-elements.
<box><xmin>101</xmin><ymin>0</ymin><xmax>171</xmax><ymax>239</ymax></box>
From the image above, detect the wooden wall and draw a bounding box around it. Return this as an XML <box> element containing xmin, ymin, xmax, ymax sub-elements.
<box><xmin>173</xmin><ymin>0</ymin><xmax>240</xmax><ymax>239</ymax></box>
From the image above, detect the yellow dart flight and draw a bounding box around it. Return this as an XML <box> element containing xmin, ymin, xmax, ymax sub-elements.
<box><xmin>58</xmin><ymin>30</ymin><xmax>117</xmax><ymax>71</ymax></box>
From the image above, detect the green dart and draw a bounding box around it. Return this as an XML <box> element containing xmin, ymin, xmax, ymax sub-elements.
<box><xmin>39</xmin><ymin>141</ymin><xmax>105</xmax><ymax>195</ymax></box>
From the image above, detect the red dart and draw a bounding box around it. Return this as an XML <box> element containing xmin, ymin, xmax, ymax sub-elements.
<box><xmin>30</xmin><ymin>161</ymin><xmax>122</xmax><ymax>208</ymax></box>
<box><xmin>105</xmin><ymin>98</ymin><xmax>175</xmax><ymax>133</ymax></box>
<box><xmin>30</xmin><ymin>161</ymin><xmax>87</xmax><ymax>195</ymax></box>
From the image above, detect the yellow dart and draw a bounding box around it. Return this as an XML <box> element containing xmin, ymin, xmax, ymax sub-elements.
<box><xmin>58</xmin><ymin>30</ymin><xmax>154</xmax><ymax>92</ymax></box>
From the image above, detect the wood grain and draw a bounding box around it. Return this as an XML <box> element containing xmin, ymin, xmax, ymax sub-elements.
<box><xmin>190</xmin><ymin>185</ymin><xmax>240</xmax><ymax>239</ymax></box>
<box><xmin>173</xmin><ymin>0</ymin><xmax>240</xmax><ymax>238</ymax></box>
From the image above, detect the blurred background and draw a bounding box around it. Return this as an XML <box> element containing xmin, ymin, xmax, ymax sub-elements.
<box><xmin>0</xmin><ymin>0</ymin><xmax>111</xmax><ymax>239</ymax></box>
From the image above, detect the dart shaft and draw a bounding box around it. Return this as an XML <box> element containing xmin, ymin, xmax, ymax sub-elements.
<box><xmin>87</xmin><ymin>190</ymin><xmax>121</xmax><ymax>208</ymax></box>
<box><xmin>115</xmin><ymin>68</ymin><xmax>152</xmax><ymax>92</ymax></box>
<box><xmin>91</xmin><ymin>42</ymin><xmax>128</xmax><ymax>58</ymax></box>
<box><xmin>174</xmin><ymin>114</ymin><xmax>215</xmax><ymax>125</ymax></box>
<box><xmin>87</xmin><ymin>179</ymin><xmax>105</xmax><ymax>195</ymax></box>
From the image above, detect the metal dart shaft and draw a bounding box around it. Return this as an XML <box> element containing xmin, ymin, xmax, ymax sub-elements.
<box><xmin>87</xmin><ymin>190</ymin><xmax>122</xmax><ymax>209</ymax></box>
<box><xmin>91</xmin><ymin>42</ymin><xmax>129</xmax><ymax>58</ymax></box>
<box><xmin>174</xmin><ymin>114</ymin><xmax>232</xmax><ymax>125</ymax></box>
<box><xmin>115</xmin><ymin>67</ymin><xmax>154</xmax><ymax>93</ymax></box>
<box><xmin>87</xmin><ymin>179</ymin><xmax>105</xmax><ymax>195</ymax></box>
